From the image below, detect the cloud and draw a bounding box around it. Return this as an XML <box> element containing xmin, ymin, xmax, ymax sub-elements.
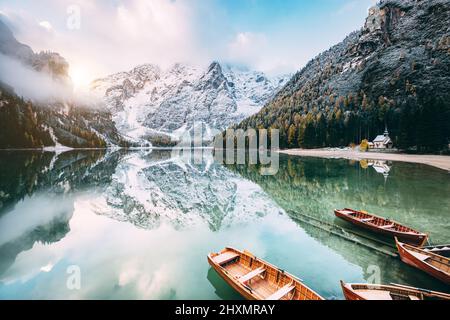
<box><xmin>0</xmin><ymin>0</ymin><xmax>377</xmax><ymax>79</ymax></box>
<box><xmin>334</xmin><ymin>0</ymin><xmax>378</xmax><ymax>16</ymax></box>
<box><xmin>0</xmin><ymin>53</ymin><xmax>73</xmax><ymax>102</ymax></box>
<box><xmin>227</xmin><ymin>32</ymin><xmax>268</xmax><ymax>67</ymax></box>
<box><xmin>1</xmin><ymin>0</ymin><xmax>203</xmax><ymax>81</ymax></box>
<box><xmin>0</xmin><ymin>53</ymin><xmax>102</xmax><ymax>105</ymax></box>
<box><xmin>38</xmin><ymin>20</ymin><xmax>53</xmax><ymax>32</ymax></box>
<box><xmin>225</xmin><ymin>31</ymin><xmax>308</xmax><ymax>75</ymax></box>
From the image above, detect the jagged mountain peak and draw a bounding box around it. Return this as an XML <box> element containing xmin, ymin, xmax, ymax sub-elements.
<box><xmin>198</xmin><ymin>61</ymin><xmax>228</xmax><ymax>91</ymax></box>
<box><xmin>207</xmin><ymin>61</ymin><xmax>222</xmax><ymax>73</ymax></box>
<box><xmin>92</xmin><ymin>61</ymin><xmax>290</xmax><ymax>145</ymax></box>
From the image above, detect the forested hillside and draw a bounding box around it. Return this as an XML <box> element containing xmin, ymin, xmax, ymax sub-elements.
<box><xmin>0</xmin><ymin>87</ymin><xmax>53</xmax><ymax>148</ymax></box>
<box><xmin>234</xmin><ymin>0</ymin><xmax>450</xmax><ymax>153</ymax></box>
<box><xmin>0</xmin><ymin>85</ymin><xmax>121</xmax><ymax>149</ymax></box>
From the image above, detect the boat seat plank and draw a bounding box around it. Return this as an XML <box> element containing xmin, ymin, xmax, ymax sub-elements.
<box><xmin>213</xmin><ymin>252</ymin><xmax>240</xmax><ymax>265</ymax></box>
<box><xmin>361</xmin><ymin>218</ymin><xmax>374</xmax><ymax>223</ymax></box>
<box><xmin>341</xmin><ymin>210</ymin><xmax>354</xmax><ymax>214</ymax></box>
<box><xmin>266</xmin><ymin>285</ymin><xmax>295</xmax><ymax>300</ymax></box>
<box><xmin>238</xmin><ymin>267</ymin><xmax>266</xmax><ymax>283</ymax></box>
<box><xmin>380</xmin><ymin>224</ymin><xmax>395</xmax><ymax>229</ymax></box>
<box><xmin>358</xmin><ymin>290</ymin><xmax>393</xmax><ymax>300</ymax></box>
<box><xmin>410</xmin><ymin>251</ymin><xmax>431</xmax><ymax>262</ymax></box>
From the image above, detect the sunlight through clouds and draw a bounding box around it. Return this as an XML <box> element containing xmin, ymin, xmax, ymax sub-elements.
<box><xmin>0</xmin><ymin>0</ymin><xmax>376</xmax><ymax>82</ymax></box>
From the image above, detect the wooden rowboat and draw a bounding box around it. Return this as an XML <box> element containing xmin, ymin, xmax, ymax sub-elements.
<box><xmin>396</xmin><ymin>238</ymin><xmax>450</xmax><ymax>285</ymax></box>
<box><xmin>334</xmin><ymin>208</ymin><xmax>428</xmax><ymax>246</ymax></box>
<box><xmin>340</xmin><ymin>281</ymin><xmax>450</xmax><ymax>300</ymax></box>
<box><xmin>208</xmin><ymin>247</ymin><xmax>324</xmax><ymax>300</ymax></box>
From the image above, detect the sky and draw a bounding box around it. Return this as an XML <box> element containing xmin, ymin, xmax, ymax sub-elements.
<box><xmin>0</xmin><ymin>0</ymin><xmax>377</xmax><ymax>86</ymax></box>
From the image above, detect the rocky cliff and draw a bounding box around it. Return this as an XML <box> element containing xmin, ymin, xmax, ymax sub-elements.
<box><xmin>235</xmin><ymin>0</ymin><xmax>450</xmax><ymax>152</ymax></box>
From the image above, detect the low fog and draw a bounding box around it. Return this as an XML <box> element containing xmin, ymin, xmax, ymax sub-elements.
<box><xmin>0</xmin><ymin>53</ymin><xmax>72</xmax><ymax>101</ymax></box>
<box><xmin>0</xmin><ymin>53</ymin><xmax>102</xmax><ymax>106</ymax></box>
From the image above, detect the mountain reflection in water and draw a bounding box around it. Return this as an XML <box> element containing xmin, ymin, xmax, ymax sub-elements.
<box><xmin>0</xmin><ymin>150</ymin><xmax>448</xmax><ymax>299</ymax></box>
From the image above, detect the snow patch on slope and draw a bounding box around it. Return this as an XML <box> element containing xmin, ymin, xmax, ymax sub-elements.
<box><xmin>91</xmin><ymin>62</ymin><xmax>289</xmax><ymax>143</ymax></box>
<box><xmin>43</xmin><ymin>126</ymin><xmax>73</xmax><ymax>153</ymax></box>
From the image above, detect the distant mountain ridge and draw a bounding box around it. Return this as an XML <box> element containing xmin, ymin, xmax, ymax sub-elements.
<box><xmin>235</xmin><ymin>0</ymin><xmax>450</xmax><ymax>152</ymax></box>
<box><xmin>91</xmin><ymin>62</ymin><xmax>289</xmax><ymax>144</ymax></box>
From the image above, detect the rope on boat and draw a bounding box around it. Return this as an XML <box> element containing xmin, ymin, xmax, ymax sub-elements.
<box><xmin>287</xmin><ymin>211</ymin><xmax>398</xmax><ymax>258</ymax></box>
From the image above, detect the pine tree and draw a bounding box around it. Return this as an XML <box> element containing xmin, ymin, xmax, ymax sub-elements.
<box><xmin>287</xmin><ymin>124</ymin><xmax>297</xmax><ymax>147</ymax></box>
<box><xmin>316</xmin><ymin>113</ymin><xmax>327</xmax><ymax>148</ymax></box>
<box><xmin>416</xmin><ymin>97</ymin><xmax>445</xmax><ymax>152</ymax></box>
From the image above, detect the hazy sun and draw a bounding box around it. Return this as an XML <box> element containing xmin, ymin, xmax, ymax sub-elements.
<box><xmin>69</xmin><ymin>66</ymin><xmax>92</xmax><ymax>90</ymax></box>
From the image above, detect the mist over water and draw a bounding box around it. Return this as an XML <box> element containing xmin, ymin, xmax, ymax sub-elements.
<box><xmin>0</xmin><ymin>150</ymin><xmax>449</xmax><ymax>299</ymax></box>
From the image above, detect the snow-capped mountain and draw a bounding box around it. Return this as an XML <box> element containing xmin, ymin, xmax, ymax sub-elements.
<box><xmin>91</xmin><ymin>62</ymin><xmax>289</xmax><ymax>144</ymax></box>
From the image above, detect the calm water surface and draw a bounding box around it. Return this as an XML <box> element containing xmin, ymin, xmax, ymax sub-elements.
<box><xmin>0</xmin><ymin>150</ymin><xmax>449</xmax><ymax>299</ymax></box>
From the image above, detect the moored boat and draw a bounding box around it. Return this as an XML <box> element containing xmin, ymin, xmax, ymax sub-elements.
<box><xmin>396</xmin><ymin>238</ymin><xmax>450</xmax><ymax>285</ymax></box>
<box><xmin>340</xmin><ymin>281</ymin><xmax>450</xmax><ymax>300</ymax></box>
<box><xmin>334</xmin><ymin>208</ymin><xmax>428</xmax><ymax>246</ymax></box>
<box><xmin>207</xmin><ymin>247</ymin><xmax>324</xmax><ymax>300</ymax></box>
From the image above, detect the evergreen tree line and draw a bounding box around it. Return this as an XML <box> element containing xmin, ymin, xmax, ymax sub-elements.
<box><xmin>0</xmin><ymin>91</ymin><xmax>53</xmax><ymax>148</ymax></box>
<box><xmin>0</xmin><ymin>88</ymin><xmax>107</xmax><ymax>149</ymax></box>
<box><xmin>235</xmin><ymin>90</ymin><xmax>450</xmax><ymax>153</ymax></box>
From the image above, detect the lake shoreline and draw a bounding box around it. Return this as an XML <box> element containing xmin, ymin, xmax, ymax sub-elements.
<box><xmin>0</xmin><ymin>146</ymin><xmax>211</xmax><ymax>152</ymax></box>
<box><xmin>279</xmin><ymin>149</ymin><xmax>450</xmax><ymax>172</ymax></box>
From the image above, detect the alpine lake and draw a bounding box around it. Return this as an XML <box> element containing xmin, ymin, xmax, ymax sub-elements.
<box><xmin>0</xmin><ymin>149</ymin><xmax>449</xmax><ymax>299</ymax></box>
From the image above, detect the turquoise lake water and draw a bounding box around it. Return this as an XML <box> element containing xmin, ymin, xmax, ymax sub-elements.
<box><xmin>0</xmin><ymin>150</ymin><xmax>448</xmax><ymax>299</ymax></box>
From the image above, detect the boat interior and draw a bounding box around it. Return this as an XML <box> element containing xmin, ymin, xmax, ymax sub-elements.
<box><xmin>349</xmin><ymin>284</ymin><xmax>449</xmax><ymax>301</ymax></box>
<box><xmin>349</xmin><ymin>284</ymin><xmax>422</xmax><ymax>300</ymax></box>
<box><xmin>211</xmin><ymin>249</ymin><xmax>322</xmax><ymax>300</ymax></box>
<box><xmin>404</xmin><ymin>244</ymin><xmax>450</xmax><ymax>274</ymax></box>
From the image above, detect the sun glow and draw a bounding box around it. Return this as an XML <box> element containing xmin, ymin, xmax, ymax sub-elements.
<box><xmin>69</xmin><ymin>66</ymin><xmax>93</xmax><ymax>90</ymax></box>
